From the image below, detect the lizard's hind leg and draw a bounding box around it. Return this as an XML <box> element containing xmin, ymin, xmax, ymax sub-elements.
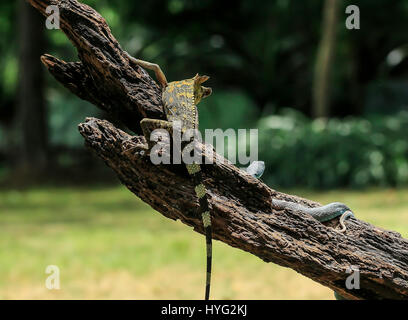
<box><xmin>140</xmin><ymin>118</ymin><xmax>174</xmax><ymax>150</ymax></box>
<box><xmin>122</xmin><ymin>119</ymin><xmax>173</xmax><ymax>155</ymax></box>
<box><xmin>121</xmin><ymin>142</ymin><xmax>148</xmax><ymax>156</ymax></box>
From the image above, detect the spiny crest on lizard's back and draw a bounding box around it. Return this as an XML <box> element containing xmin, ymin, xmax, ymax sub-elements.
<box><xmin>162</xmin><ymin>79</ymin><xmax>197</xmax><ymax>129</ymax></box>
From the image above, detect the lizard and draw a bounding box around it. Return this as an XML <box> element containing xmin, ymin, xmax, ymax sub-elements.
<box><xmin>124</xmin><ymin>52</ymin><xmax>213</xmax><ymax>300</ymax></box>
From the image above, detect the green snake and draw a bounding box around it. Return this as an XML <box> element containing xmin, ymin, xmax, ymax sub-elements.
<box><xmin>245</xmin><ymin>161</ymin><xmax>354</xmax><ymax>299</ymax></box>
<box><xmin>244</xmin><ymin>161</ymin><xmax>354</xmax><ymax>232</ymax></box>
<box><xmin>271</xmin><ymin>199</ymin><xmax>354</xmax><ymax>233</ymax></box>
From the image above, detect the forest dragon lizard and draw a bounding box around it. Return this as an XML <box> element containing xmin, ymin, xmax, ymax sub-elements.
<box><xmin>125</xmin><ymin>53</ymin><xmax>213</xmax><ymax>300</ymax></box>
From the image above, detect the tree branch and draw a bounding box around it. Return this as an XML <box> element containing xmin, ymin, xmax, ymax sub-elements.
<box><xmin>29</xmin><ymin>0</ymin><xmax>408</xmax><ymax>299</ymax></box>
<box><xmin>32</xmin><ymin>0</ymin><xmax>164</xmax><ymax>133</ymax></box>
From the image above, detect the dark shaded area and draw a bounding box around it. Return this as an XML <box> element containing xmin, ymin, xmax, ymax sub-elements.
<box><xmin>15</xmin><ymin>0</ymin><xmax>47</xmax><ymax>175</ymax></box>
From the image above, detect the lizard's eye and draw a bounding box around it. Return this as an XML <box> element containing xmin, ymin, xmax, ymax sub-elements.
<box><xmin>202</xmin><ymin>86</ymin><xmax>212</xmax><ymax>98</ymax></box>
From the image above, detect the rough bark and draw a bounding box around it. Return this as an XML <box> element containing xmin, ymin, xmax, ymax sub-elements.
<box><xmin>28</xmin><ymin>0</ymin><xmax>408</xmax><ymax>300</ymax></box>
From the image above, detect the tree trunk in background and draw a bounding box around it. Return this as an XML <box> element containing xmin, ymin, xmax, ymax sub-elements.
<box><xmin>312</xmin><ymin>0</ymin><xmax>340</xmax><ymax>118</ymax></box>
<box><xmin>15</xmin><ymin>0</ymin><xmax>47</xmax><ymax>176</ymax></box>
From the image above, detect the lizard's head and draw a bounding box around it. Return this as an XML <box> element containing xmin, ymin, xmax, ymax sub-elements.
<box><xmin>193</xmin><ymin>74</ymin><xmax>212</xmax><ymax>104</ymax></box>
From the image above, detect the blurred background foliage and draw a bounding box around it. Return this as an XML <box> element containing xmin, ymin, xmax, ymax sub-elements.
<box><xmin>1</xmin><ymin>0</ymin><xmax>408</xmax><ymax>188</ymax></box>
<box><xmin>259</xmin><ymin>110</ymin><xmax>408</xmax><ymax>188</ymax></box>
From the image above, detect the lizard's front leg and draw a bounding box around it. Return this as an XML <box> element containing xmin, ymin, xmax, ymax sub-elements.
<box><xmin>125</xmin><ymin>52</ymin><xmax>168</xmax><ymax>89</ymax></box>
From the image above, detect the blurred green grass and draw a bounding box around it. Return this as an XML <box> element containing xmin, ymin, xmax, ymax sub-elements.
<box><xmin>0</xmin><ymin>186</ymin><xmax>407</xmax><ymax>299</ymax></box>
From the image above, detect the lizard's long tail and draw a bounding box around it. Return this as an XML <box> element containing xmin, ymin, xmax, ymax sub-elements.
<box><xmin>186</xmin><ymin>163</ymin><xmax>212</xmax><ymax>300</ymax></box>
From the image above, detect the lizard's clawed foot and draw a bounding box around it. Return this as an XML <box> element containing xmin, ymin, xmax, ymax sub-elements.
<box><xmin>121</xmin><ymin>143</ymin><xmax>148</xmax><ymax>156</ymax></box>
